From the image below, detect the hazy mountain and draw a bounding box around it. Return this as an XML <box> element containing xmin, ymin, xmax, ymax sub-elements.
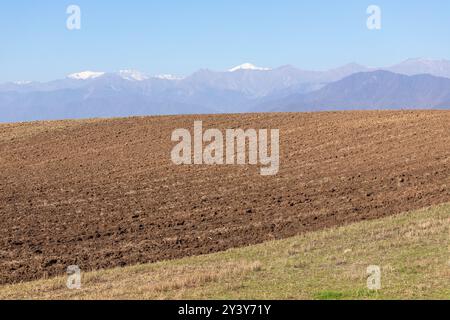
<box><xmin>0</xmin><ymin>88</ymin><xmax>213</xmax><ymax>123</ymax></box>
<box><xmin>179</xmin><ymin>63</ymin><xmax>373</xmax><ymax>101</ymax></box>
<box><xmin>1</xmin><ymin>59</ymin><xmax>450</xmax><ymax>122</ymax></box>
<box><xmin>0</xmin><ymin>74</ymin><xmax>215</xmax><ymax>123</ymax></box>
<box><xmin>267</xmin><ymin>71</ymin><xmax>450</xmax><ymax>112</ymax></box>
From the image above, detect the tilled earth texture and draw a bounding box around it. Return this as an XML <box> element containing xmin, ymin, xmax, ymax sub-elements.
<box><xmin>0</xmin><ymin>111</ymin><xmax>449</xmax><ymax>284</ymax></box>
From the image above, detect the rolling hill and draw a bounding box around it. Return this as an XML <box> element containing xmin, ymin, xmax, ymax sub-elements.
<box><xmin>0</xmin><ymin>111</ymin><xmax>449</xmax><ymax>284</ymax></box>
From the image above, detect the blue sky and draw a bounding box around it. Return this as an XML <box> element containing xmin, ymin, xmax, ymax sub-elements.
<box><xmin>1</xmin><ymin>0</ymin><xmax>449</xmax><ymax>82</ymax></box>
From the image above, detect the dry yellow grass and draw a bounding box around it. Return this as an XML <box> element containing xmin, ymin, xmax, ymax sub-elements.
<box><xmin>0</xmin><ymin>203</ymin><xmax>448</xmax><ymax>300</ymax></box>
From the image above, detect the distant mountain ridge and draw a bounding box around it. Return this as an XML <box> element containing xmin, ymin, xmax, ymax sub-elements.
<box><xmin>1</xmin><ymin>58</ymin><xmax>450</xmax><ymax>122</ymax></box>
<box><xmin>264</xmin><ymin>71</ymin><xmax>450</xmax><ymax>112</ymax></box>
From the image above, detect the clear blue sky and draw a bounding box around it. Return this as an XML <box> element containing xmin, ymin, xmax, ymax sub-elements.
<box><xmin>1</xmin><ymin>0</ymin><xmax>449</xmax><ymax>82</ymax></box>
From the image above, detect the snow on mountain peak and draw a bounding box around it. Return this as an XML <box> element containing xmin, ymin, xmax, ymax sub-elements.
<box><xmin>118</xmin><ymin>70</ymin><xmax>149</xmax><ymax>81</ymax></box>
<box><xmin>228</xmin><ymin>63</ymin><xmax>271</xmax><ymax>72</ymax></box>
<box><xmin>67</xmin><ymin>71</ymin><xmax>105</xmax><ymax>80</ymax></box>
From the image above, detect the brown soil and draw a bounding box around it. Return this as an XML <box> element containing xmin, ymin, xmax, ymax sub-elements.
<box><xmin>0</xmin><ymin>111</ymin><xmax>449</xmax><ymax>284</ymax></box>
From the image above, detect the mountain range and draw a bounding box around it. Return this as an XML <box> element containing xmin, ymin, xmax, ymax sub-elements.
<box><xmin>267</xmin><ymin>71</ymin><xmax>450</xmax><ymax>112</ymax></box>
<box><xmin>1</xmin><ymin>58</ymin><xmax>450</xmax><ymax>123</ymax></box>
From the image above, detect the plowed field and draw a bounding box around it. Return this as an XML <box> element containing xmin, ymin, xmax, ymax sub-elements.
<box><xmin>1</xmin><ymin>111</ymin><xmax>449</xmax><ymax>284</ymax></box>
